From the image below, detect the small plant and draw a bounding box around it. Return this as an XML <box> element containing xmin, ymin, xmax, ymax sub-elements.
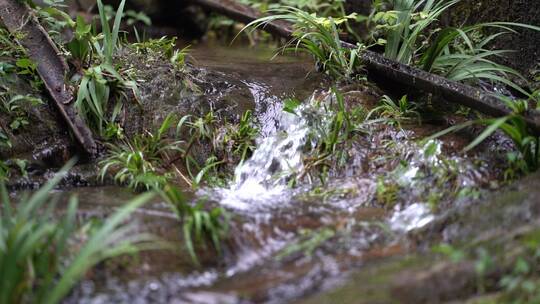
<box><xmin>367</xmin><ymin>95</ymin><xmax>420</xmax><ymax>126</ymax></box>
<box><xmin>215</xmin><ymin>110</ymin><xmax>259</xmax><ymax>165</ymax></box>
<box><xmin>0</xmin><ymin>44</ymin><xmax>43</xmax><ymax>132</ymax></box>
<box><xmin>0</xmin><ymin>131</ymin><xmax>10</xmax><ymax>149</ymax></box>
<box><xmin>370</xmin><ymin>0</ymin><xmax>459</xmax><ymax>65</ymax></box>
<box><xmin>170</xmin><ymin>46</ymin><xmax>190</xmax><ymax>70</ymax></box>
<box><xmin>370</xmin><ymin>0</ymin><xmax>540</xmax><ymax>96</ymax></box>
<box><xmin>65</xmin><ymin>15</ymin><xmax>92</xmax><ymax>65</ymax></box>
<box><xmin>0</xmin><ymin>29</ymin><xmax>42</xmax><ymax>90</ymax></box>
<box><xmin>0</xmin><ymin>28</ymin><xmax>26</xmax><ymax>58</ymax></box>
<box><xmin>533</xmin><ymin>69</ymin><xmax>540</xmax><ymax>111</ymax></box>
<box><xmin>176</xmin><ymin>110</ymin><xmax>258</xmax><ymax>187</ymax></box>
<box><xmin>241</xmin><ymin>7</ymin><xmax>366</xmax><ymax>81</ymax></box>
<box><xmin>276</xmin><ymin>227</ymin><xmax>335</xmax><ymax>260</ymax></box>
<box><xmin>0</xmin><ymin>160</ymin><xmax>9</xmax><ymax>181</ymax></box>
<box><xmin>131</xmin><ymin>36</ymin><xmax>190</xmax><ymax>72</ymax></box>
<box><xmin>0</xmin><ymin>94</ymin><xmax>43</xmax><ymax>131</ymax></box>
<box><xmin>420</xmin><ymin>24</ymin><xmax>538</xmax><ymax>96</ymax></box>
<box><xmin>0</xmin><ymin>162</ymin><xmax>157</xmax><ymax>304</ymax></box>
<box><xmin>321</xmin><ymin>88</ymin><xmax>364</xmax><ymax>154</ymax></box>
<box><xmin>376</xmin><ymin>176</ymin><xmax>399</xmax><ymax>206</ymax></box>
<box><xmin>124</xmin><ymin>9</ymin><xmax>152</xmax><ymax>26</ymax></box>
<box><xmin>100</xmin><ymin>114</ymin><xmax>184</xmax><ymax>190</ymax></box>
<box><xmin>72</xmin><ymin>0</ymin><xmax>140</xmax><ymax>137</ymax></box>
<box><xmin>75</xmin><ymin>64</ymin><xmax>133</xmax><ymax>136</ymax></box>
<box><xmin>176</xmin><ymin>112</ymin><xmax>218</xmax><ymax>182</ymax></box>
<box><xmin>132</xmin><ymin>36</ymin><xmax>176</xmax><ymax>56</ymax></box>
<box><xmin>426</xmin><ymin>115</ymin><xmax>539</xmax><ymax>176</ymax></box>
<box><xmin>96</xmin><ymin>0</ymin><xmax>125</xmax><ymax>64</ymax></box>
<box><xmin>299</xmin><ymin>89</ymin><xmax>367</xmax><ymax>183</ymax></box>
<box><xmin>158</xmin><ymin>185</ymin><xmax>228</xmax><ymax>265</ymax></box>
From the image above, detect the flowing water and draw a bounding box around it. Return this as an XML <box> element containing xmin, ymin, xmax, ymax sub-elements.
<box><xmin>54</xmin><ymin>43</ymin><xmax>511</xmax><ymax>303</ymax></box>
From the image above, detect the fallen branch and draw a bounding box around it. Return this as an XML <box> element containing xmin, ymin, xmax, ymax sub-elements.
<box><xmin>191</xmin><ymin>0</ymin><xmax>540</xmax><ymax>134</ymax></box>
<box><xmin>192</xmin><ymin>0</ymin><xmax>291</xmax><ymax>38</ymax></box>
<box><xmin>0</xmin><ymin>0</ymin><xmax>97</xmax><ymax>155</ymax></box>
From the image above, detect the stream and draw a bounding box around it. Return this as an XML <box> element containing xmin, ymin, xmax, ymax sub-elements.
<box><xmin>48</xmin><ymin>42</ymin><xmax>514</xmax><ymax>304</ymax></box>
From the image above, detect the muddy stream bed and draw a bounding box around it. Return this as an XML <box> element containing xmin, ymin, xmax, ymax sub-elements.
<box><xmin>11</xmin><ymin>42</ymin><xmax>540</xmax><ymax>304</ymax></box>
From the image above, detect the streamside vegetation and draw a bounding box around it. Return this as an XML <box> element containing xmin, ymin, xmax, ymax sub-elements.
<box><xmin>241</xmin><ymin>0</ymin><xmax>540</xmax><ymax>181</ymax></box>
<box><xmin>427</xmin><ymin>114</ymin><xmax>540</xmax><ymax>178</ymax></box>
<box><xmin>211</xmin><ymin>0</ymin><xmax>362</xmax><ymax>42</ymax></box>
<box><xmin>0</xmin><ymin>26</ymin><xmax>46</xmax><ymax>180</ymax></box>
<box><xmin>71</xmin><ymin>0</ymin><xmax>140</xmax><ymax>137</ymax></box>
<box><xmin>0</xmin><ymin>163</ymin><xmax>157</xmax><ymax>304</ymax></box>
<box><xmin>241</xmin><ymin>7</ymin><xmax>366</xmax><ymax>81</ymax></box>
<box><xmin>99</xmin><ymin>109</ymin><xmax>259</xmax><ymax>191</ymax></box>
<box><xmin>99</xmin><ymin>114</ymin><xmax>184</xmax><ymax>190</ymax></box>
<box><xmin>158</xmin><ymin>186</ymin><xmax>228</xmax><ymax>265</ymax></box>
<box><xmin>244</xmin><ymin>0</ymin><xmax>540</xmax><ymax>97</ymax></box>
<box><xmin>367</xmin><ymin>94</ymin><xmax>420</xmax><ymax>127</ymax></box>
<box><xmin>1</xmin><ymin>0</ymin><xmax>540</xmax><ymax>302</ymax></box>
<box><xmin>283</xmin><ymin>89</ymin><xmax>369</xmax><ymax>184</ymax></box>
<box><xmin>2</xmin><ymin>0</ymin><xmax>234</xmax><ymax>276</ymax></box>
<box><xmin>434</xmin><ymin>227</ymin><xmax>540</xmax><ymax>303</ymax></box>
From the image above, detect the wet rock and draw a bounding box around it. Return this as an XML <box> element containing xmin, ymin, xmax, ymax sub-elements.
<box><xmin>2</xmin><ymin>42</ymin><xmax>273</xmax><ymax>188</ymax></box>
<box><xmin>0</xmin><ymin>74</ymin><xmax>71</xmax><ymax>160</ymax></box>
<box><xmin>114</xmin><ymin>46</ymin><xmax>255</xmax><ymax>137</ymax></box>
<box><xmin>300</xmin><ymin>171</ymin><xmax>540</xmax><ymax>304</ymax></box>
<box><xmin>391</xmin><ymin>261</ymin><xmax>478</xmax><ymax>303</ymax></box>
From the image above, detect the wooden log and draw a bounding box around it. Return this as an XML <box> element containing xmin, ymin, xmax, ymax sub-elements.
<box><xmin>0</xmin><ymin>0</ymin><xmax>97</xmax><ymax>155</ymax></box>
<box><xmin>191</xmin><ymin>0</ymin><xmax>540</xmax><ymax>134</ymax></box>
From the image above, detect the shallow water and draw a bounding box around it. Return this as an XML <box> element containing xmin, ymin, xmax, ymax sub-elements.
<box><xmin>56</xmin><ymin>43</ymin><xmax>509</xmax><ymax>303</ymax></box>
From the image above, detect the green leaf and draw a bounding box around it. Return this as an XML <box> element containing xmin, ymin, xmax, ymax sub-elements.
<box><xmin>464</xmin><ymin>116</ymin><xmax>509</xmax><ymax>152</ymax></box>
<box><xmin>283</xmin><ymin>98</ymin><xmax>301</xmax><ymax>115</ymax></box>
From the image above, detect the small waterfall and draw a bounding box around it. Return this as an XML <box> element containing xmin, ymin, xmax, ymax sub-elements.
<box><xmin>218</xmin><ymin>94</ymin><xmax>328</xmax><ymax>211</ymax></box>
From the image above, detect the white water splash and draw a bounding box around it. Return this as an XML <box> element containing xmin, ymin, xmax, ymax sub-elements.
<box><xmin>389</xmin><ymin>203</ymin><xmax>434</xmax><ymax>232</ymax></box>
<box><xmin>219</xmin><ymin>107</ymin><xmax>310</xmax><ymax>210</ymax></box>
<box><xmin>217</xmin><ymin>92</ymin><xmax>332</xmax><ymax>211</ymax></box>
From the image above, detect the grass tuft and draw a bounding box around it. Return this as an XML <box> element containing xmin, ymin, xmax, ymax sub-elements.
<box><xmin>0</xmin><ymin>161</ymin><xmax>157</xmax><ymax>304</ymax></box>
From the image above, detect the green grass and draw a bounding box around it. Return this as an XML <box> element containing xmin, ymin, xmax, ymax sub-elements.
<box><xmin>420</xmin><ymin>23</ymin><xmax>540</xmax><ymax>96</ymax></box>
<box><xmin>100</xmin><ymin>109</ymin><xmax>259</xmax><ymax>191</ymax></box>
<box><xmin>367</xmin><ymin>94</ymin><xmax>420</xmax><ymax>127</ymax></box>
<box><xmin>370</xmin><ymin>0</ymin><xmax>540</xmax><ymax>96</ymax></box>
<box><xmin>240</xmin><ymin>7</ymin><xmax>365</xmax><ymax>81</ymax></box>
<box><xmin>0</xmin><ymin>161</ymin><xmax>157</xmax><ymax>304</ymax></box>
<box><xmin>295</xmin><ymin>89</ymin><xmax>368</xmax><ymax>183</ymax></box>
<box><xmin>70</xmin><ymin>0</ymin><xmax>141</xmax><ymax>137</ymax></box>
<box><xmin>158</xmin><ymin>185</ymin><xmax>228</xmax><ymax>265</ymax></box>
<box><xmin>100</xmin><ymin>114</ymin><xmax>185</xmax><ymax>190</ymax></box>
<box><xmin>176</xmin><ymin>110</ymin><xmax>259</xmax><ymax>187</ymax></box>
<box><xmin>426</xmin><ymin>115</ymin><xmax>539</xmax><ymax>177</ymax></box>
<box><xmin>370</xmin><ymin>0</ymin><xmax>460</xmax><ymax>65</ymax></box>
